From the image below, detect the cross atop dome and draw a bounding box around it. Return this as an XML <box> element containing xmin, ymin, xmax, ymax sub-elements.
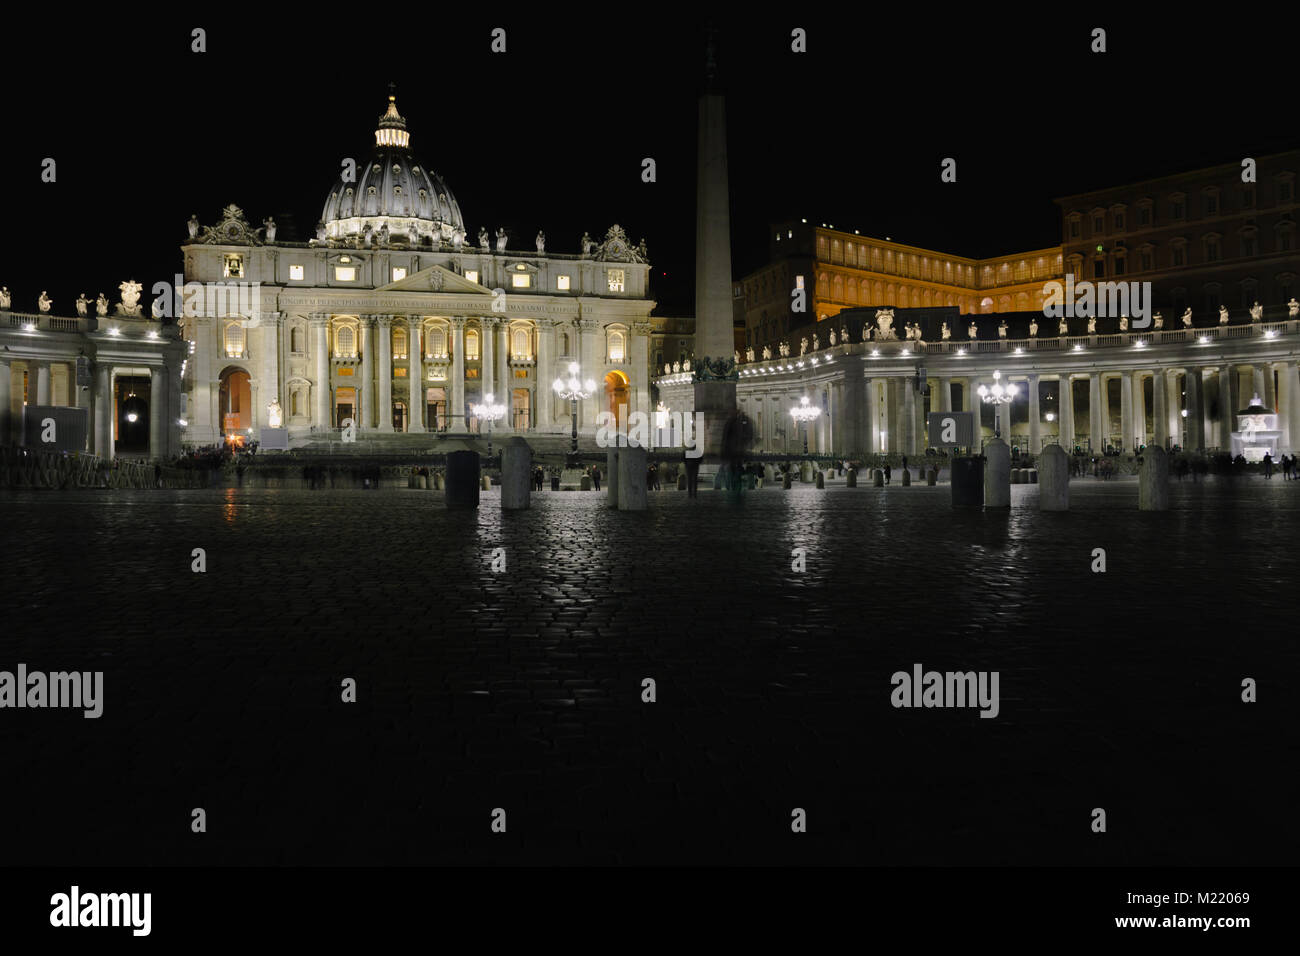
<box><xmin>375</xmin><ymin>90</ymin><xmax>409</xmax><ymax>149</ymax></box>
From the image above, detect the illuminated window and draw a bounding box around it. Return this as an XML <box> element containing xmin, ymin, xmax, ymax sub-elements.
<box><xmin>223</xmin><ymin>255</ymin><xmax>243</xmax><ymax>278</ymax></box>
<box><xmin>466</xmin><ymin>329</ymin><xmax>480</xmax><ymax>360</ymax></box>
<box><xmin>392</xmin><ymin>267</ymin><xmax>407</xmax><ymax>281</ymax></box>
<box><xmin>608</xmin><ymin>330</ymin><xmax>625</xmax><ymax>362</ymax></box>
<box><xmin>464</xmin><ymin>270</ymin><xmax>478</xmax><ymax>284</ymax></box>
<box><xmin>289</xmin><ymin>264</ymin><xmax>304</xmax><ymax>281</ymax></box>
<box><xmin>511</xmin><ymin>273</ymin><xmax>531</xmax><ymax>289</ymax></box>
<box><xmin>607</xmin><ymin>269</ymin><xmax>625</xmax><ymax>292</ymax></box>
<box><xmin>557</xmin><ymin>275</ymin><xmax>570</xmax><ymax>290</ymax></box>
<box><xmin>335</xmin><ymin>325</ymin><xmax>356</xmax><ymax>357</ymax></box>
<box><xmin>511</xmin><ymin>328</ymin><xmax>530</xmax><ymax>359</ymax></box>
<box><xmin>290</xmin><ymin>326</ymin><xmax>305</xmax><ymax>353</ymax></box>
<box><xmin>335</xmin><ymin>266</ymin><xmax>356</xmax><ymax>282</ymax></box>
<box><xmin>795</xmin><ymin>275</ymin><xmax>805</xmax><ymax>290</ymax></box>
<box><xmin>223</xmin><ymin>322</ymin><xmax>245</xmax><ymax>357</ymax></box>
<box><xmin>427</xmin><ymin>327</ymin><xmax>447</xmax><ymax>359</ymax></box>
<box><xmin>392</xmin><ymin>327</ymin><xmax>408</xmax><ymax>359</ymax></box>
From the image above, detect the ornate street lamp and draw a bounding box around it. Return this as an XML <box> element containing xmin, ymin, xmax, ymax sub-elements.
<box><xmin>552</xmin><ymin>361</ymin><xmax>597</xmax><ymax>466</ymax></box>
<box><xmin>470</xmin><ymin>392</ymin><xmax>507</xmax><ymax>459</ymax></box>
<box><xmin>977</xmin><ymin>369</ymin><xmax>1017</xmax><ymax>439</ymax></box>
<box><xmin>789</xmin><ymin>395</ymin><xmax>821</xmax><ymax>455</ymax></box>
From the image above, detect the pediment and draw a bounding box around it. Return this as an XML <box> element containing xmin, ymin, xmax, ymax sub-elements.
<box><xmin>377</xmin><ymin>265</ymin><xmax>491</xmax><ymax>295</ymax></box>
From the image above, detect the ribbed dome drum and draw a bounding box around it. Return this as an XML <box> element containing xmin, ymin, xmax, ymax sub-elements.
<box><xmin>319</xmin><ymin>95</ymin><xmax>465</xmax><ymax>243</ymax></box>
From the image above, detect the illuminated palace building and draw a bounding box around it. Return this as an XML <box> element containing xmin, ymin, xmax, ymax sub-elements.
<box><xmin>179</xmin><ymin>95</ymin><xmax>654</xmax><ymax>448</ymax></box>
<box><xmin>656</xmin><ymin>150</ymin><xmax>1300</xmax><ymax>458</ymax></box>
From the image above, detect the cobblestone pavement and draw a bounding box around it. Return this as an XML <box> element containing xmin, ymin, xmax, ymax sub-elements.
<box><xmin>2</xmin><ymin>478</ymin><xmax>1297</xmax><ymax>865</ymax></box>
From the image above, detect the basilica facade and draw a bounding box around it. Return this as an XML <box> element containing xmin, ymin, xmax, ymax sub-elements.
<box><xmin>179</xmin><ymin>96</ymin><xmax>655</xmax><ymax>448</ymax></box>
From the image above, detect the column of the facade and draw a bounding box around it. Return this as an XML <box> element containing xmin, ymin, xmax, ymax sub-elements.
<box><xmin>536</xmin><ymin>320</ymin><xmax>552</xmax><ymax>427</ymax></box>
<box><xmin>35</xmin><ymin>362</ymin><xmax>51</xmax><ymax>406</ymax></box>
<box><xmin>311</xmin><ymin>314</ymin><xmax>330</xmax><ymax>429</ymax></box>
<box><xmin>358</xmin><ymin>316</ymin><xmax>373</xmax><ymax>430</ymax></box>
<box><xmin>903</xmin><ymin>376</ymin><xmax>917</xmax><ymax>455</ymax></box>
<box><xmin>937</xmin><ymin>376</ymin><xmax>952</xmax><ymax>413</ymax></box>
<box><xmin>1282</xmin><ymin>361</ymin><xmax>1300</xmax><ymax>453</ymax></box>
<box><xmin>481</xmin><ymin>318</ymin><xmax>495</xmax><ymax>405</ymax></box>
<box><xmin>261</xmin><ymin>312</ymin><xmax>282</xmax><ymax>429</ymax></box>
<box><xmin>1252</xmin><ymin>365</ymin><xmax>1265</xmax><ymax>403</ymax></box>
<box><xmin>497</xmin><ymin>318</ymin><xmax>510</xmax><ymax>426</ymax></box>
<box><xmin>1218</xmin><ymin>366</ymin><xmax>1234</xmax><ymax>450</ymax></box>
<box><xmin>1119</xmin><ymin>371</ymin><xmax>1133</xmax><ymax>452</ymax></box>
<box><xmin>408</xmin><ymin>321</ymin><xmax>423</xmax><ymax>431</ymax></box>
<box><xmin>376</xmin><ymin>315</ymin><xmax>393</xmax><ymax>432</ymax></box>
<box><xmin>149</xmin><ymin>366</ymin><xmax>166</xmax><ymax>459</ymax></box>
<box><xmin>450</xmin><ymin>317</ymin><xmax>466</xmax><ymax>430</ymax></box>
<box><xmin>1263</xmin><ymin>363</ymin><xmax>1276</xmax><ymax>412</ymax></box>
<box><xmin>1027</xmin><ymin>374</ymin><xmax>1040</xmax><ymax>453</ymax></box>
<box><xmin>865</xmin><ymin>378</ymin><xmax>879</xmax><ymax>455</ymax></box>
<box><xmin>631</xmin><ymin>322</ymin><xmax>650</xmax><ymax>421</ymax></box>
<box><xmin>0</xmin><ymin>360</ymin><xmax>11</xmax><ymax>445</ymax></box>
<box><xmin>94</xmin><ymin>363</ymin><xmax>112</xmax><ymax>458</ymax></box>
<box><xmin>1088</xmin><ymin>373</ymin><xmax>1103</xmax><ymax>452</ymax></box>
<box><xmin>1060</xmin><ymin>375</ymin><xmax>1075</xmax><ymax>449</ymax></box>
<box><xmin>1185</xmin><ymin>366</ymin><xmax>1204</xmax><ymax>452</ymax></box>
<box><xmin>1153</xmin><ymin>369</ymin><xmax>1168</xmax><ymax>448</ymax></box>
<box><xmin>1165</xmin><ymin>370</ymin><xmax>1181</xmax><ymax>448</ymax></box>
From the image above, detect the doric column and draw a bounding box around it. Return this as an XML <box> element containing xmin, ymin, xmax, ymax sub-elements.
<box><xmin>1165</xmin><ymin>370</ymin><xmax>1181</xmax><ymax>449</ymax></box>
<box><xmin>1283</xmin><ymin>361</ymin><xmax>1300</xmax><ymax>453</ymax></box>
<box><xmin>938</xmin><ymin>376</ymin><xmax>952</xmax><ymax>413</ymax></box>
<box><xmin>408</xmin><ymin>319</ymin><xmax>423</xmax><ymax>432</ymax></box>
<box><xmin>1089</xmin><ymin>373</ymin><xmax>1103</xmax><ymax>452</ymax></box>
<box><xmin>497</xmin><ymin>318</ymin><xmax>510</xmax><ymax>422</ymax></box>
<box><xmin>72</xmin><ymin>361</ymin><xmax>87</xmax><ymax>408</ymax></box>
<box><xmin>1060</xmin><ymin>374</ymin><xmax>1075</xmax><ymax>449</ymax></box>
<box><xmin>261</xmin><ymin>311</ymin><xmax>282</xmax><ymax>429</ymax></box>
<box><xmin>35</xmin><ymin>363</ymin><xmax>51</xmax><ymax>406</ymax></box>
<box><xmin>998</xmin><ymin>394</ymin><xmax>1011</xmax><ymax>442</ymax></box>
<box><xmin>1186</xmin><ymin>366</ymin><xmax>1205</xmax><ymax>452</ymax></box>
<box><xmin>149</xmin><ymin>366</ymin><xmax>166</xmax><ymax>459</ymax></box>
<box><xmin>0</xmin><ymin>360</ymin><xmax>11</xmax><ymax>445</ymax></box>
<box><xmin>450</xmin><ymin>317</ymin><xmax>466</xmax><ymax>430</ymax></box>
<box><xmin>903</xmin><ymin>375</ymin><xmax>917</xmax><ymax>454</ymax></box>
<box><xmin>1263</xmin><ymin>363</ymin><xmax>1276</xmax><ymax>412</ymax></box>
<box><xmin>1153</xmin><ymin>369</ymin><xmax>1168</xmax><ymax>448</ymax></box>
<box><xmin>536</xmin><ymin>320</ymin><xmax>553</xmax><ymax>427</ymax></box>
<box><xmin>631</xmin><ymin>321</ymin><xmax>651</xmax><ymax>420</ymax></box>
<box><xmin>94</xmin><ymin>363</ymin><xmax>112</xmax><ymax>459</ymax></box>
<box><xmin>1120</xmin><ymin>370</ymin><xmax>1133</xmax><ymax>452</ymax></box>
<box><xmin>1218</xmin><ymin>366</ymin><xmax>1234</xmax><ymax>450</ymax></box>
<box><xmin>358</xmin><ymin>316</ymin><xmax>373</xmax><ymax>429</ymax></box>
<box><xmin>964</xmin><ymin>377</ymin><xmax>980</xmax><ymax>440</ymax></box>
<box><xmin>376</xmin><ymin>314</ymin><xmax>393</xmax><ymax>432</ymax></box>
<box><xmin>1027</xmin><ymin>374</ymin><xmax>1040</xmax><ymax>453</ymax></box>
<box><xmin>866</xmin><ymin>377</ymin><xmax>880</xmax><ymax>454</ymax></box>
<box><xmin>311</xmin><ymin>314</ymin><xmax>330</xmax><ymax>429</ymax></box>
<box><xmin>481</xmin><ymin>318</ymin><xmax>495</xmax><ymax>404</ymax></box>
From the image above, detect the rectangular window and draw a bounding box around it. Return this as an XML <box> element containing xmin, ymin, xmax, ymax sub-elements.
<box><xmin>1093</xmin><ymin>216</ymin><xmax>1104</xmax><ymax>233</ymax></box>
<box><xmin>223</xmin><ymin>255</ymin><xmax>243</xmax><ymax>278</ymax></box>
<box><xmin>795</xmin><ymin>275</ymin><xmax>805</xmax><ymax>289</ymax></box>
<box><xmin>511</xmin><ymin>273</ymin><xmax>531</xmax><ymax>289</ymax></box>
<box><xmin>514</xmin><ymin>369</ymin><xmax>529</xmax><ymax>379</ymax></box>
<box><xmin>1113</xmin><ymin>212</ymin><xmax>1125</xmax><ymax>231</ymax></box>
<box><xmin>607</xmin><ymin>269</ymin><xmax>625</xmax><ymax>292</ymax></box>
<box><xmin>466</xmin><ymin>368</ymin><xmax>479</xmax><ymax>379</ymax></box>
<box><xmin>395</xmin><ymin>367</ymin><xmax>407</xmax><ymax>377</ymax></box>
<box><xmin>1141</xmin><ymin>250</ymin><xmax>1153</xmax><ymax>271</ymax></box>
<box><xmin>464</xmin><ymin>270</ymin><xmax>479</xmax><ymax>284</ymax></box>
<box><xmin>392</xmin><ymin>267</ymin><xmax>407</xmax><ymax>281</ymax></box>
<box><xmin>1093</xmin><ymin>259</ymin><xmax>1105</xmax><ymax>279</ymax></box>
<box><xmin>289</xmin><ymin>265</ymin><xmax>304</xmax><ymax>281</ymax></box>
<box><xmin>1242</xmin><ymin>236</ymin><xmax>1257</xmax><ymax>256</ymax></box>
<box><xmin>1205</xmin><ymin>195</ymin><xmax>1218</xmax><ymax>216</ymax></box>
<box><xmin>335</xmin><ymin>267</ymin><xmax>356</xmax><ymax>282</ymax></box>
<box><xmin>1279</xmin><ymin>181</ymin><xmax>1294</xmax><ymax>202</ymax></box>
<box><xmin>1113</xmin><ymin>258</ymin><xmax>1124</xmax><ymax>276</ymax></box>
<box><xmin>557</xmin><ymin>275</ymin><xmax>570</xmax><ymax>290</ymax></box>
<box><xmin>1137</xmin><ymin>207</ymin><xmax>1151</xmax><ymax>227</ymax></box>
<box><xmin>1172</xmin><ymin>200</ymin><xmax>1185</xmax><ymax>219</ymax></box>
<box><xmin>1172</xmin><ymin>246</ymin><xmax>1186</xmax><ymax>267</ymax></box>
<box><xmin>1069</xmin><ymin>221</ymin><xmax>1080</xmax><ymax>238</ymax></box>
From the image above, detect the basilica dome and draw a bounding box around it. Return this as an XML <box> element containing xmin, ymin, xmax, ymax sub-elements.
<box><xmin>319</xmin><ymin>95</ymin><xmax>466</xmax><ymax>243</ymax></box>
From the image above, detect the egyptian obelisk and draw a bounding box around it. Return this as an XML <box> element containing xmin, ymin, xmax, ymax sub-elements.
<box><xmin>691</xmin><ymin>32</ymin><xmax>737</xmax><ymax>468</ymax></box>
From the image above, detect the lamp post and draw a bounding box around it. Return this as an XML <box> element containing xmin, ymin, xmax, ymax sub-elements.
<box><xmin>977</xmin><ymin>369</ymin><xmax>1017</xmax><ymax>439</ymax></box>
<box><xmin>470</xmin><ymin>392</ymin><xmax>507</xmax><ymax>460</ymax></box>
<box><xmin>552</xmin><ymin>361</ymin><xmax>596</xmax><ymax>467</ymax></box>
<box><xmin>789</xmin><ymin>395</ymin><xmax>821</xmax><ymax>456</ymax></box>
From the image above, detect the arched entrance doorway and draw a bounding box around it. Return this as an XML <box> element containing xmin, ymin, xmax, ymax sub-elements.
<box><xmin>218</xmin><ymin>367</ymin><xmax>251</xmax><ymax>445</ymax></box>
<box><xmin>604</xmin><ymin>370</ymin><xmax>630</xmax><ymax>428</ymax></box>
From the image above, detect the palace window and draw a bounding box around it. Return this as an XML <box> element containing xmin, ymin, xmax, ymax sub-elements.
<box><xmin>557</xmin><ymin>275</ymin><xmax>570</xmax><ymax>291</ymax></box>
<box><xmin>1203</xmin><ymin>190</ymin><xmax>1219</xmax><ymax>216</ymax></box>
<box><xmin>559</xmin><ymin>332</ymin><xmax>570</xmax><ymax>355</ymax></box>
<box><xmin>465</xmin><ymin>329</ymin><xmax>479</xmax><ymax>360</ymax></box>
<box><xmin>335</xmin><ymin>266</ymin><xmax>356</xmax><ymax>282</ymax></box>
<box><xmin>511</xmin><ymin>273</ymin><xmax>531</xmax><ymax>288</ymax></box>
<box><xmin>1171</xmin><ymin>241</ymin><xmax>1187</xmax><ymax>267</ymax></box>
<box><xmin>1277</xmin><ymin>177</ymin><xmax>1294</xmax><ymax>203</ymax></box>
<box><xmin>1204</xmin><ymin>236</ymin><xmax>1221</xmax><ymax>262</ymax></box>
<box><xmin>464</xmin><ymin>270</ymin><xmax>478</xmax><ymax>284</ymax></box>
<box><xmin>1171</xmin><ymin>196</ymin><xmax>1186</xmax><ymax>219</ymax></box>
<box><xmin>334</xmin><ymin>325</ymin><xmax>356</xmax><ymax>358</ymax></box>
<box><xmin>1241</xmin><ymin>230</ymin><xmax>1258</xmax><ymax>257</ymax></box>
<box><xmin>608</xmin><ymin>330</ymin><xmax>625</xmax><ymax>362</ymax></box>
<box><xmin>1140</xmin><ymin>248</ymin><xmax>1154</xmax><ymax>272</ymax></box>
<box><xmin>290</xmin><ymin>325</ymin><xmax>305</xmax><ymax>353</ymax></box>
<box><xmin>512</xmin><ymin>329</ymin><xmax>531</xmax><ymax>359</ymax></box>
<box><xmin>392</xmin><ymin>327</ymin><xmax>408</xmax><ymax>359</ymax></box>
<box><xmin>223</xmin><ymin>322</ymin><xmax>245</xmax><ymax>358</ymax></box>
<box><xmin>1278</xmin><ymin>223</ymin><xmax>1295</xmax><ymax>252</ymax></box>
<box><xmin>1136</xmin><ymin>202</ymin><xmax>1152</xmax><ymax>227</ymax></box>
<box><xmin>607</xmin><ymin>269</ymin><xmax>625</xmax><ymax>292</ymax></box>
<box><xmin>1093</xmin><ymin>214</ymin><xmax>1105</xmax><ymax>234</ymax></box>
<box><xmin>223</xmin><ymin>255</ymin><xmax>244</xmax><ymax>278</ymax></box>
<box><xmin>427</xmin><ymin>327</ymin><xmax>447</xmax><ymax>359</ymax></box>
<box><xmin>392</xmin><ymin>267</ymin><xmax>407</xmax><ymax>282</ymax></box>
<box><xmin>289</xmin><ymin>264</ymin><xmax>304</xmax><ymax>281</ymax></box>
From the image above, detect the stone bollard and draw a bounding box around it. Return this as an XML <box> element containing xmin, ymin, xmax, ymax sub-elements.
<box><xmin>482</xmin><ymin>474</ymin><xmax>492</xmax><ymax>491</ymax></box>
<box><xmin>551</xmin><ymin>475</ymin><xmax>560</xmax><ymax>491</ymax></box>
<box><xmin>815</xmin><ymin>471</ymin><xmax>825</xmax><ymax>489</ymax></box>
<box><xmin>435</xmin><ymin>472</ymin><xmax>445</xmax><ymax>490</ymax></box>
<box><xmin>984</xmin><ymin>438</ymin><xmax>1011</xmax><ymax>509</ymax></box>
<box><xmin>1038</xmin><ymin>444</ymin><xmax>1069</xmax><ymax>511</ymax></box>
<box><xmin>782</xmin><ymin>473</ymin><xmax>792</xmax><ymax>489</ymax></box>
<box><xmin>617</xmin><ymin>444</ymin><xmax>648</xmax><ymax>510</ymax></box>
<box><xmin>677</xmin><ymin>474</ymin><xmax>686</xmax><ymax>491</ymax></box>
<box><xmin>873</xmin><ymin>468</ymin><xmax>884</xmax><ymax>487</ymax></box>
<box><xmin>445</xmin><ymin>450</ymin><xmax>480</xmax><ymax>509</ymax></box>
<box><xmin>1027</xmin><ymin>469</ymin><xmax>1038</xmax><ymax>484</ymax></box>
<box><xmin>1139</xmin><ymin>445</ymin><xmax>1170</xmax><ymax>511</ymax></box>
<box><xmin>417</xmin><ymin>474</ymin><xmax>427</xmax><ymax>489</ymax></box>
<box><xmin>951</xmin><ymin>455</ymin><xmax>983</xmax><ymax>507</ymax></box>
<box><xmin>501</xmin><ymin>436</ymin><xmax>531</xmax><ymax>510</ymax></box>
<box><xmin>901</xmin><ymin>468</ymin><xmax>911</xmax><ymax>486</ymax></box>
<box><xmin>764</xmin><ymin>464</ymin><xmax>776</xmax><ymax>483</ymax></box>
<box><xmin>408</xmin><ymin>473</ymin><xmax>416</xmax><ymax>488</ymax></box>
<box><xmin>606</xmin><ymin>448</ymin><xmax>621</xmax><ymax>509</ymax></box>
<box><xmin>926</xmin><ymin>467</ymin><xmax>937</xmax><ymax>486</ymax></box>
<box><xmin>581</xmin><ymin>475</ymin><xmax>592</xmax><ymax>491</ymax></box>
<box><xmin>800</xmin><ymin>461</ymin><xmax>813</xmax><ymax>483</ymax></box>
<box><xmin>846</xmin><ymin>467</ymin><xmax>857</xmax><ymax>488</ymax></box>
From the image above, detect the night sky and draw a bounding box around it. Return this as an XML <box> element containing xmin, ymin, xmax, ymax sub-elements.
<box><xmin>4</xmin><ymin>11</ymin><xmax>1295</xmax><ymax>317</ymax></box>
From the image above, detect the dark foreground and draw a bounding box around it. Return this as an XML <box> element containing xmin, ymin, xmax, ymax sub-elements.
<box><xmin>1</xmin><ymin>478</ymin><xmax>1296</xmax><ymax>865</ymax></box>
